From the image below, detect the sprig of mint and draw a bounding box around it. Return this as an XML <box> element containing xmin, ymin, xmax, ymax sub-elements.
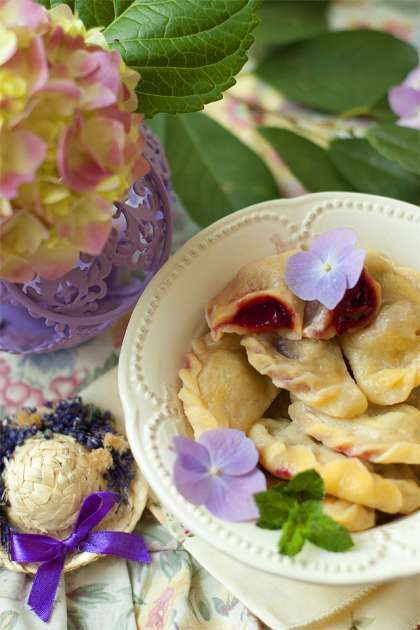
<box><xmin>254</xmin><ymin>470</ymin><xmax>354</xmax><ymax>557</ymax></box>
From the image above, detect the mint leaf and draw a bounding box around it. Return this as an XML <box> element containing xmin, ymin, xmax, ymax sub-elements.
<box><xmin>306</xmin><ymin>507</ymin><xmax>354</xmax><ymax>552</ymax></box>
<box><xmin>330</xmin><ymin>138</ymin><xmax>419</xmax><ymax>204</ymax></box>
<box><xmin>257</xmin><ymin>30</ymin><xmax>417</xmax><ymax>115</ymax></box>
<box><xmin>259</xmin><ymin>128</ymin><xmax>353</xmax><ymax>193</ymax></box>
<box><xmin>278</xmin><ymin>506</ymin><xmax>306</xmax><ymax>556</ymax></box>
<box><xmin>155</xmin><ymin>112</ymin><xmax>279</xmax><ymax>226</ymax></box>
<box><xmin>104</xmin><ymin>0</ymin><xmax>260</xmax><ymax>118</ymax></box>
<box><xmin>255</xmin><ymin>491</ymin><xmax>296</xmax><ymax>530</ymax></box>
<box><xmin>282</xmin><ymin>470</ymin><xmax>325</xmax><ymax>502</ymax></box>
<box><xmin>367</xmin><ymin>124</ymin><xmax>420</xmax><ymax>175</ymax></box>
<box><xmin>257</xmin><ymin>0</ymin><xmax>328</xmax><ymax>46</ymax></box>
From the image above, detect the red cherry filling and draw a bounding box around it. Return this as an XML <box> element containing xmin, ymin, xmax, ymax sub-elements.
<box><xmin>331</xmin><ymin>269</ymin><xmax>380</xmax><ymax>335</ymax></box>
<box><xmin>231</xmin><ymin>296</ymin><xmax>294</xmax><ymax>332</ymax></box>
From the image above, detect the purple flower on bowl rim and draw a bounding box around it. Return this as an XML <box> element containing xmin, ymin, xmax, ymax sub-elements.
<box><xmin>173</xmin><ymin>428</ymin><xmax>266</xmax><ymax>521</ymax></box>
<box><xmin>388</xmin><ymin>67</ymin><xmax>420</xmax><ymax>129</ymax></box>
<box><xmin>284</xmin><ymin>227</ymin><xmax>365</xmax><ymax>310</ymax></box>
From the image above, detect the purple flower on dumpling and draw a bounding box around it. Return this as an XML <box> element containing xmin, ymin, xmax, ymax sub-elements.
<box><xmin>173</xmin><ymin>429</ymin><xmax>266</xmax><ymax>521</ymax></box>
<box><xmin>388</xmin><ymin>67</ymin><xmax>420</xmax><ymax>129</ymax></box>
<box><xmin>284</xmin><ymin>228</ymin><xmax>365</xmax><ymax>310</ymax></box>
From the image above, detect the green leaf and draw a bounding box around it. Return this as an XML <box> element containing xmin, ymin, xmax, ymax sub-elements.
<box><xmin>257</xmin><ymin>30</ymin><xmax>418</xmax><ymax>114</ymax></box>
<box><xmin>257</xmin><ymin>0</ymin><xmax>328</xmax><ymax>46</ymax></box>
<box><xmin>158</xmin><ymin>112</ymin><xmax>279</xmax><ymax>226</ymax></box>
<box><xmin>259</xmin><ymin>127</ymin><xmax>353</xmax><ymax>192</ymax></box>
<box><xmin>255</xmin><ymin>490</ymin><xmax>296</xmax><ymax>529</ymax></box>
<box><xmin>306</xmin><ymin>507</ymin><xmax>354</xmax><ymax>552</ymax></box>
<box><xmin>282</xmin><ymin>470</ymin><xmax>325</xmax><ymax>502</ymax></box>
<box><xmin>36</xmin><ymin>0</ymin><xmax>75</xmax><ymax>8</ymax></box>
<box><xmin>278</xmin><ymin>507</ymin><xmax>306</xmax><ymax>556</ymax></box>
<box><xmin>367</xmin><ymin>124</ymin><xmax>420</xmax><ymax>175</ymax></box>
<box><xmin>104</xmin><ymin>0</ymin><xmax>260</xmax><ymax>118</ymax></box>
<box><xmin>330</xmin><ymin>138</ymin><xmax>419</xmax><ymax>204</ymax></box>
<box><xmin>368</xmin><ymin>94</ymin><xmax>398</xmax><ymax>123</ymax></box>
<box><xmin>65</xmin><ymin>1</ymin><xmax>135</xmax><ymax>29</ymax></box>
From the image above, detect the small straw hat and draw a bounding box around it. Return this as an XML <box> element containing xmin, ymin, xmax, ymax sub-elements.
<box><xmin>0</xmin><ymin>391</ymin><xmax>148</xmax><ymax>575</ymax></box>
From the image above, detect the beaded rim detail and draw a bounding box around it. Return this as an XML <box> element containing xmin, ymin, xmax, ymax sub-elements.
<box><xmin>120</xmin><ymin>192</ymin><xmax>420</xmax><ymax>584</ymax></box>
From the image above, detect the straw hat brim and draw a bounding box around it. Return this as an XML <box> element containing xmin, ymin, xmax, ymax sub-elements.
<box><xmin>0</xmin><ymin>466</ymin><xmax>148</xmax><ymax>574</ymax></box>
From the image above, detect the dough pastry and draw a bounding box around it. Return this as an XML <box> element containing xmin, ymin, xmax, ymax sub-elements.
<box><xmin>206</xmin><ymin>252</ymin><xmax>304</xmax><ymax>340</ymax></box>
<box><xmin>242</xmin><ymin>335</ymin><xmax>367</xmax><ymax>418</ymax></box>
<box><xmin>178</xmin><ymin>334</ymin><xmax>277</xmax><ymax>437</ymax></box>
<box><xmin>249</xmin><ymin>419</ymin><xmax>420</xmax><ymax>513</ymax></box>
<box><xmin>341</xmin><ymin>253</ymin><xmax>420</xmax><ymax>405</ymax></box>
<box><xmin>303</xmin><ymin>268</ymin><xmax>381</xmax><ymax>340</ymax></box>
<box><xmin>323</xmin><ymin>497</ymin><xmax>375</xmax><ymax>532</ymax></box>
<box><xmin>289</xmin><ymin>401</ymin><xmax>420</xmax><ymax>464</ymax></box>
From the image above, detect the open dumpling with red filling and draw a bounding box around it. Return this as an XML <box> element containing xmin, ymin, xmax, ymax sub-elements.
<box><xmin>303</xmin><ymin>267</ymin><xmax>381</xmax><ymax>340</ymax></box>
<box><xmin>289</xmin><ymin>400</ymin><xmax>420</xmax><ymax>464</ymax></box>
<box><xmin>178</xmin><ymin>334</ymin><xmax>277</xmax><ymax>438</ymax></box>
<box><xmin>241</xmin><ymin>335</ymin><xmax>367</xmax><ymax>418</ymax></box>
<box><xmin>206</xmin><ymin>252</ymin><xmax>304</xmax><ymax>341</ymax></box>
<box><xmin>340</xmin><ymin>252</ymin><xmax>420</xmax><ymax>405</ymax></box>
<box><xmin>249</xmin><ymin>419</ymin><xmax>420</xmax><ymax>514</ymax></box>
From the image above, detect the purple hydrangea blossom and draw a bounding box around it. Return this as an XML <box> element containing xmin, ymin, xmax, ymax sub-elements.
<box><xmin>173</xmin><ymin>429</ymin><xmax>266</xmax><ymax>521</ymax></box>
<box><xmin>284</xmin><ymin>228</ymin><xmax>365</xmax><ymax>310</ymax></box>
<box><xmin>388</xmin><ymin>67</ymin><xmax>420</xmax><ymax>129</ymax></box>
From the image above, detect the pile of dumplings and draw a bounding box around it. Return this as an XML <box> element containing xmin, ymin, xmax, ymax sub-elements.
<box><xmin>178</xmin><ymin>249</ymin><xmax>420</xmax><ymax>533</ymax></box>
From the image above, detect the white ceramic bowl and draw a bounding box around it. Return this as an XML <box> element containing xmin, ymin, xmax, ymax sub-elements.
<box><xmin>119</xmin><ymin>192</ymin><xmax>420</xmax><ymax>585</ymax></box>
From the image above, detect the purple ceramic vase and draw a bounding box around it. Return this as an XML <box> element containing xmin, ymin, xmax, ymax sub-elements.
<box><xmin>0</xmin><ymin>126</ymin><xmax>173</xmax><ymax>354</ymax></box>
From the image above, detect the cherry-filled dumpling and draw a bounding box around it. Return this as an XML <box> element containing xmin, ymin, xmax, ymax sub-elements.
<box><xmin>303</xmin><ymin>268</ymin><xmax>381</xmax><ymax>340</ymax></box>
<box><xmin>241</xmin><ymin>335</ymin><xmax>367</xmax><ymax>418</ymax></box>
<box><xmin>289</xmin><ymin>401</ymin><xmax>420</xmax><ymax>464</ymax></box>
<box><xmin>341</xmin><ymin>253</ymin><xmax>420</xmax><ymax>406</ymax></box>
<box><xmin>206</xmin><ymin>252</ymin><xmax>304</xmax><ymax>340</ymax></box>
<box><xmin>178</xmin><ymin>334</ymin><xmax>277</xmax><ymax>438</ymax></box>
<box><xmin>249</xmin><ymin>419</ymin><xmax>420</xmax><ymax>514</ymax></box>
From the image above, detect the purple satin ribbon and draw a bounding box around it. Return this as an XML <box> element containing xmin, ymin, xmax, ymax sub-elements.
<box><xmin>10</xmin><ymin>492</ymin><xmax>151</xmax><ymax>623</ymax></box>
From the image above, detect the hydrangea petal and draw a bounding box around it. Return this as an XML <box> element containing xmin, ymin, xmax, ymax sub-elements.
<box><xmin>27</xmin><ymin>236</ymin><xmax>80</xmax><ymax>280</ymax></box>
<box><xmin>81</xmin><ymin>116</ymin><xmax>126</xmax><ymax>171</ymax></box>
<box><xmin>0</xmin><ymin>129</ymin><xmax>46</xmax><ymax>198</ymax></box>
<box><xmin>389</xmin><ymin>85</ymin><xmax>420</xmax><ymax>117</ymax></box>
<box><xmin>57</xmin><ymin>114</ymin><xmax>108</xmax><ymax>192</ymax></box>
<box><xmin>0</xmin><ymin>0</ymin><xmax>48</xmax><ymax>31</ymax></box>
<box><xmin>199</xmin><ymin>429</ymin><xmax>258</xmax><ymax>476</ymax></box>
<box><xmin>314</xmin><ymin>267</ymin><xmax>347</xmax><ymax>310</ymax></box>
<box><xmin>204</xmin><ymin>469</ymin><xmax>266</xmax><ymax>521</ymax></box>
<box><xmin>174</xmin><ymin>460</ymin><xmax>212</xmax><ymax>505</ymax></box>
<box><xmin>173</xmin><ymin>436</ymin><xmax>210</xmax><ymax>469</ymax></box>
<box><xmin>0</xmin><ymin>23</ymin><xmax>17</xmax><ymax>65</ymax></box>
<box><xmin>404</xmin><ymin>67</ymin><xmax>420</xmax><ymax>90</ymax></box>
<box><xmin>311</xmin><ymin>228</ymin><xmax>357</xmax><ymax>263</ymax></box>
<box><xmin>334</xmin><ymin>246</ymin><xmax>366</xmax><ymax>289</ymax></box>
<box><xmin>397</xmin><ymin>113</ymin><xmax>420</xmax><ymax>129</ymax></box>
<box><xmin>285</xmin><ymin>250</ymin><xmax>326</xmax><ymax>302</ymax></box>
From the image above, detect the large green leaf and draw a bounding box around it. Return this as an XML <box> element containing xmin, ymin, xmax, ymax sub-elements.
<box><xmin>104</xmin><ymin>0</ymin><xmax>260</xmax><ymax>118</ymax></box>
<box><xmin>257</xmin><ymin>0</ymin><xmax>328</xmax><ymax>46</ymax></box>
<box><xmin>257</xmin><ymin>30</ymin><xmax>418</xmax><ymax>115</ymax></box>
<box><xmin>36</xmin><ymin>1</ymin><xmax>132</xmax><ymax>24</ymax></box>
<box><xmin>156</xmin><ymin>113</ymin><xmax>279</xmax><ymax>226</ymax></box>
<box><xmin>259</xmin><ymin>127</ymin><xmax>352</xmax><ymax>192</ymax></box>
<box><xmin>329</xmin><ymin>138</ymin><xmax>419</xmax><ymax>204</ymax></box>
<box><xmin>367</xmin><ymin>124</ymin><xmax>420</xmax><ymax>175</ymax></box>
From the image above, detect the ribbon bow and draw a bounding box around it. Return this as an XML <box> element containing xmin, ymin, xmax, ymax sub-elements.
<box><xmin>10</xmin><ymin>492</ymin><xmax>151</xmax><ymax>623</ymax></box>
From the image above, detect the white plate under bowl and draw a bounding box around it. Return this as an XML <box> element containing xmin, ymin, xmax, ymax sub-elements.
<box><xmin>119</xmin><ymin>192</ymin><xmax>420</xmax><ymax>585</ymax></box>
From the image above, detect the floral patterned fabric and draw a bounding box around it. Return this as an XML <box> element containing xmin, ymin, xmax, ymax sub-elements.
<box><xmin>1</xmin><ymin>2</ymin><xmax>419</xmax><ymax>629</ymax></box>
